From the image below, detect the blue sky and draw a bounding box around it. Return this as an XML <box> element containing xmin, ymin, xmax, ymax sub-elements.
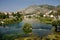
<box><xmin>0</xmin><ymin>0</ymin><xmax>60</xmax><ymax>12</ymax></box>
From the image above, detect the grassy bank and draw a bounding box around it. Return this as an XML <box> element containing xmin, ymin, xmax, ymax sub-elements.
<box><xmin>35</xmin><ymin>16</ymin><xmax>53</xmax><ymax>24</ymax></box>
<box><xmin>0</xmin><ymin>16</ymin><xmax>23</xmax><ymax>25</ymax></box>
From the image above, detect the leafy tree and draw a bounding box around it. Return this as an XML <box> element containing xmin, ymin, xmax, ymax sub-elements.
<box><xmin>6</xmin><ymin>13</ymin><xmax>9</xmax><ymax>18</ymax></box>
<box><xmin>28</xmin><ymin>16</ymin><xmax>31</xmax><ymax>18</ymax></box>
<box><xmin>0</xmin><ymin>12</ymin><xmax>7</xmax><ymax>19</ymax></box>
<box><xmin>22</xmin><ymin>23</ymin><xmax>32</xmax><ymax>34</ymax></box>
<box><xmin>12</xmin><ymin>12</ymin><xmax>16</xmax><ymax>17</ymax></box>
<box><xmin>52</xmin><ymin>21</ymin><xmax>58</xmax><ymax>32</ymax></box>
<box><xmin>57</xmin><ymin>20</ymin><xmax>60</xmax><ymax>26</ymax></box>
<box><xmin>0</xmin><ymin>12</ymin><xmax>9</xmax><ymax>19</ymax></box>
<box><xmin>16</xmin><ymin>12</ymin><xmax>21</xmax><ymax>18</ymax></box>
<box><xmin>39</xmin><ymin>13</ymin><xmax>43</xmax><ymax>17</ymax></box>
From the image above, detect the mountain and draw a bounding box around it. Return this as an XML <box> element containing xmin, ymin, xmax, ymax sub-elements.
<box><xmin>21</xmin><ymin>5</ymin><xmax>42</xmax><ymax>14</ymax></box>
<box><xmin>39</xmin><ymin>4</ymin><xmax>55</xmax><ymax>10</ymax></box>
<box><xmin>18</xmin><ymin>4</ymin><xmax>58</xmax><ymax>14</ymax></box>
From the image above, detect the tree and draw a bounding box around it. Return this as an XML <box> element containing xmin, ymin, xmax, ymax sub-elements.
<box><xmin>57</xmin><ymin>20</ymin><xmax>60</xmax><ymax>26</ymax></box>
<box><xmin>52</xmin><ymin>21</ymin><xmax>58</xmax><ymax>32</ymax></box>
<box><xmin>0</xmin><ymin>12</ymin><xmax>7</xmax><ymax>19</ymax></box>
<box><xmin>16</xmin><ymin>12</ymin><xmax>21</xmax><ymax>18</ymax></box>
<box><xmin>6</xmin><ymin>13</ymin><xmax>9</xmax><ymax>18</ymax></box>
<box><xmin>12</xmin><ymin>12</ymin><xmax>16</xmax><ymax>17</ymax></box>
<box><xmin>22</xmin><ymin>23</ymin><xmax>32</xmax><ymax>34</ymax></box>
<box><xmin>28</xmin><ymin>16</ymin><xmax>31</xmax><ymax>18</ymax></box>
<box><xmin>39</xmin><ymin>13</ymin><xmax>43</xmax><ymax>17</ymax></box>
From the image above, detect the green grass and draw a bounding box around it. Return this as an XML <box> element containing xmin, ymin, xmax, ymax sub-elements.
<box><xmin>35</xmin><ymin>16</ymin><xmax>53</xmax><ymax>24</ymax></box>
<box><xmin>0</xmin><ymin>17</ymin><xmax>23</xmax><ymax>25</ymax></box>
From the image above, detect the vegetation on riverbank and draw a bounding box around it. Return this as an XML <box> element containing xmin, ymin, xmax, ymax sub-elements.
<box><xmin>1</xmin><ymin>32</ymin><xmax>60</xmax><ymax>40</ymax></box>
<box><xmin>0</xmin><ymin>12</ymin><xmax>24</xmax><ymax>25</ymax></box>
<box><xmin>4</xmin><ymin>18</ymin><xmax>22</xmax><ymax>24</ymax></box>
<box><xmin>35</xmin><ymin>16</ymin><xmax>53</xmax><ymax>24</ymax></box>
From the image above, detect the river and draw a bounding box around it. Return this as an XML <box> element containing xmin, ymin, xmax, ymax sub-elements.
<box><xmin>0</xmin><ymin>18</ymin><xmax>53</xmax><ymax>37</ymax></box>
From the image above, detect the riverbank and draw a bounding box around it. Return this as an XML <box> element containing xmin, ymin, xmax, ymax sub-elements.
<box><xmin>35</xmin><ymin>16</ymin><xmax>54</xmax><ymax>24</ymax></box>
<box><xmin>0</xmin><ymin>16</ymin><xmax>59</xmax><ymax>40</ymax></box>
<box><xmin>0</xmin><ymin>16</ymin><xmax>23</xmax><ymax>25</ymax></box>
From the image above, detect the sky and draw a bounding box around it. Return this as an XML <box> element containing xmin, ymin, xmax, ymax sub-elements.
<box><xmin>0</xmin><ymin>0</ymin><xmax>60</xmax><ymax>12</ymax></box>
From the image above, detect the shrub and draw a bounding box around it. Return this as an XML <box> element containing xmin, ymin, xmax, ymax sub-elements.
<box><xmin>22</xmin><ymin>23</ymin><xmax>32</xmax><ymax>34</ymax></box>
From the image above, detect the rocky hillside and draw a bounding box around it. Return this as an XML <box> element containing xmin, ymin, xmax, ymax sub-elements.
<box><xmin>18</xmin><ymin>4</ymin><xmax>60</xmax><ymax>14</ymax></box>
